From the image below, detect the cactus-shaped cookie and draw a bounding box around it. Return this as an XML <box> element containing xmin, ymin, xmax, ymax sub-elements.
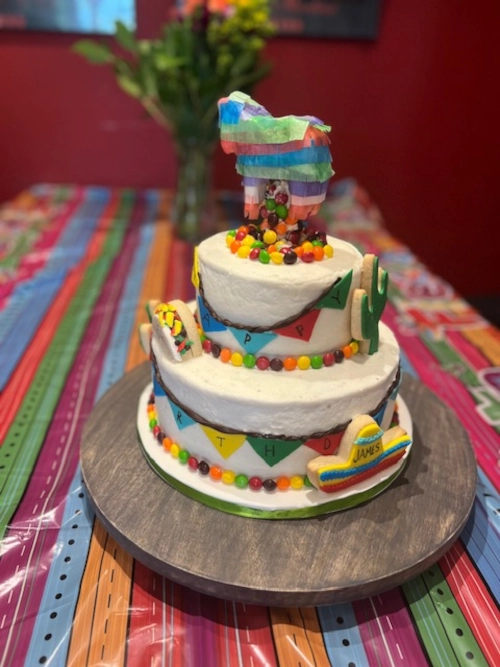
<box><xmin>351</xmin><ymin>254</ymin><xmax>388</xmax><ymax>354</ymax></box>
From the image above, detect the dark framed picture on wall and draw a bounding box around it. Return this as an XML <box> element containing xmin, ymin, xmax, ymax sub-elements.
<box><xmin>272</xmin><ymin>0</ymin><xmax>382</xmax><ymax>38</ymax></box>
<box><xmin>0</xmin><ymin>0</ymin><xmax>135</xmax><ymax>34</ymax></box>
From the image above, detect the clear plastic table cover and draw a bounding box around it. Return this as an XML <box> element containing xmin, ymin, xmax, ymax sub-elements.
<box><xmin>0</xmin><ymin>181</ymin><xmax>499</xmax><ymax>666</ymax></box>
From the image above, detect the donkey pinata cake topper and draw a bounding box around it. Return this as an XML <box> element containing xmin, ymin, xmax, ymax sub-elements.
<box><xmin>218</xmin><ymin>91</ymin><xmax>334</xmax><ymax>221</ymax></box>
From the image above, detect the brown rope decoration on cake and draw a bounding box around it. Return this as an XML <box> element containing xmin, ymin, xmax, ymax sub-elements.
<box><xmin>151</xmin><ymin>347</ymin><xmax>401</xmax><ymax>441</ymax></box>
<box><xmin>197</xmin><ymin>272</ymin><xmax>342</xmax><ymax>333</ymax></box>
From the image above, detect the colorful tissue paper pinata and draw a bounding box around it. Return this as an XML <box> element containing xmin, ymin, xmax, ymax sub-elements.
<box><xmin>218</xmin><ymin>91</ymin><xmax>334</xmax><ymax>220</ymax></box>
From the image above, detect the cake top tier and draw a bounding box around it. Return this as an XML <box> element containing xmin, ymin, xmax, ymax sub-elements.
<box><xmin>196</xmin><ymin>232</ymin><xmax>362</xmax><ymax>328</ymax></box>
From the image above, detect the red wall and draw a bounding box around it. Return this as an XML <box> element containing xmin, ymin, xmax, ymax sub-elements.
<box><xmin>1</xmin><ymin>1</ymin><xmax>498</xmax><ymax>297</ymax></box>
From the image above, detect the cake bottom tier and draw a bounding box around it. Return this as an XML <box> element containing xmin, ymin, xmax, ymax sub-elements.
<box><xmin>139</xmin><ymin>384</ymin><xmax>412</xmax><ymax>516</ymax></box>
<box><xmin>149</xmin><ymin>323</ymin><xmax>402</xmax><ymax>484</ymax></box>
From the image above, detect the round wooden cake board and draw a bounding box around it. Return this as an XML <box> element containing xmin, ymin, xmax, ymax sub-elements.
<box><xmin>81</xmin><ymin>363</ymin><xmax>477</xmax><ymax>607</ymax></box>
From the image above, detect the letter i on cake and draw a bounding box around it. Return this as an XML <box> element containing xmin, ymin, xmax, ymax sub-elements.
<box><xmin>137</xmin><ymin>91</ymin><xmax>413</xmax><ymax>518</ymax></box>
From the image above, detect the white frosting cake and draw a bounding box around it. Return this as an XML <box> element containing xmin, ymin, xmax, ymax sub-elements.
<box><xmin>138</xmin><ymin>231</ymin><xmax>412</xmax><ymax>518</ymax></box>
<box><xmin>197</xmin><ymin>233</ymin><xmax>362</xmax><ymax>356</ymax></box>
<box><xmin>137</xmin><ymin>92</ymin><xmax>412</xmax><ymax>518</ymax></box>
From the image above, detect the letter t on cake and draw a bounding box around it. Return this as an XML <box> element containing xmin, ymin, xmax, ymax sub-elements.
<box><xmin>137</xmin><ymin>91</ymin><xmax>413</xmax><ymax>519</ymax></box>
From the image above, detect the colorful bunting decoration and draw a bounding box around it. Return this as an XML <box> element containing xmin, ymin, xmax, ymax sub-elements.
<box><xmin>247</xmin><ymin>436</ymin><xmax>303</xmax><ymax>466</ymax></box>
<box><xmin>315</xmin><ymin>271</ymin><xmax>353</xmax><ymax>310</ymax></box>
<box><xmin>197</xmin><ymin>296</ymin><xmax>227</xmax><ymax>333</ymax></box>
<box><xmin>371</xmin><ymin>403</ymin><xmax>388</xmax><ymax>428</ymax></box>
<box><xmin>303</xmin><ymin>432</ymin><xmax>343</xmax><ymax>456</ymax></box>
<box><xmin>227</xmin><ymin>327</ymin><xmax>278</xmax><ymax>354</ymax></box>
<box><xmin>191</xmin><ymin>246</ymin><xmax>200</xmax><ymax>289</ymax></box>
<box><xmin>167</xmin><ymin>397</ymin><xmax>197</xmax><ymax>430</ymax></box>
<box><xmin>152</xmin><ymin>375</ymin><xmax>162</xmax><ymax>397</ymax></box>
<box><xmin>273</xmin><ymin>308</ymin><xmax>320</xmax><ymax>342</ymax></box>
<box><xmin>200</xmin><ymin>426</ymin><xmax>247</xmax><ymax>459</ymax></box>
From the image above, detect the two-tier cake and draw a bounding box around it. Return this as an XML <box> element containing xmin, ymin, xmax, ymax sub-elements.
<box><xmin>137</xmin><ymin>92</ymin><xmax>412</xmax><ymax>518</ymax></box>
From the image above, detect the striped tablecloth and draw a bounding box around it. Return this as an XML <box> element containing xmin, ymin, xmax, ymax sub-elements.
<box><xmin>0</xmin><ymin>181</ymin><xmax>499</xmax><ymax>666</ymax></box>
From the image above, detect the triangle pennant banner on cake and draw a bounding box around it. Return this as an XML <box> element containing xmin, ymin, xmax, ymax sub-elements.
<box><xmin>303</xmin><ymin>432</ymin><xmax>343</xmax><ymax>456</ymax></box>
<box><xmin>197</xmin><ymin>296</ymin><xmax>227</xmax><ymax>333</ymax></box>
<box><xmin>389</xmin><ymin>374</ymin><xmax>401</xmax><ymax>400</ymax></box>
<box><xmin>372</xmin><ymin>403</ymin><xmax>387</xmax><ymax>427</ymax></box>
<box><xmin>247</xmin><ymin>436</ymin><xmax>303</xmax><ymax>466</ymax></box>
<box><xmin>273</xmin><ymin>309</ymin><xmax>320</xmax><ymax>342</ymax></box>
<box><xmin>167</xmin><ymin>397</ymin><xmax>196</xmax><ymax>430</ymax></box>
<box><xmin>314</xmin><ymin>271</ymin><xmax>353</xmax><ymax>310</ymax></box>
<box><xmin>191</xmin><ymin>247</ymin><xmax>200</xmax><ymax>289</ymax></box>
<box><xmin>152</xmin><ymin>375</ymin><xmax>162</xmax><ymax>397</ymax></box>
<box><xmin>200</xmin><ymin>425</ymin><xmax>247</xmax><ymax>459</ymax></box>
<box><xmin>227</xmin><ymin>327</ymin><xmax>278</xmax><ymax>355</ymax></box>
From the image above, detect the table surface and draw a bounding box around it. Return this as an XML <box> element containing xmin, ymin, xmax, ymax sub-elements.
<box><xmin>0</xmin><ymin>180</ymin><xmax>499</xmax><ymax>666</ymax></box>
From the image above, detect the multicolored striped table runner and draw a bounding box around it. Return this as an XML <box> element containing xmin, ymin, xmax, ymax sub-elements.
<box><xmin>0</xmin><ymin>182</ymin><xmax>498</xmax><ymax>666</ymax></box>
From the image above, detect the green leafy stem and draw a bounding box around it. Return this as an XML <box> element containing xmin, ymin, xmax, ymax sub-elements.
<box><xmin>72</xmin><ymin>10</ymin><xmax>274</xmax><ymax>143</ymax></box>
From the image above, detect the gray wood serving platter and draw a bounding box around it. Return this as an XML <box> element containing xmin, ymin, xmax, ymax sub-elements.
<box><xmin>80</xmin><ymin>363</ymin><xmax>477</xmax><ymax>607</ymax></box>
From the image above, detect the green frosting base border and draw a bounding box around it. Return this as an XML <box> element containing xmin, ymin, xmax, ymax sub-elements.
<box><xmin>139</xmin><ymin>431</ymin><xmax>408</xmax><ymax>520</ymax></box>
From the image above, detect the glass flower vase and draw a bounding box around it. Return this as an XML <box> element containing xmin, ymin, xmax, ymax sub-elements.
<box><xmin>172</xmin><ymin>137</ymin><xmax>217</xmax><ymax>244</ymax></box>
